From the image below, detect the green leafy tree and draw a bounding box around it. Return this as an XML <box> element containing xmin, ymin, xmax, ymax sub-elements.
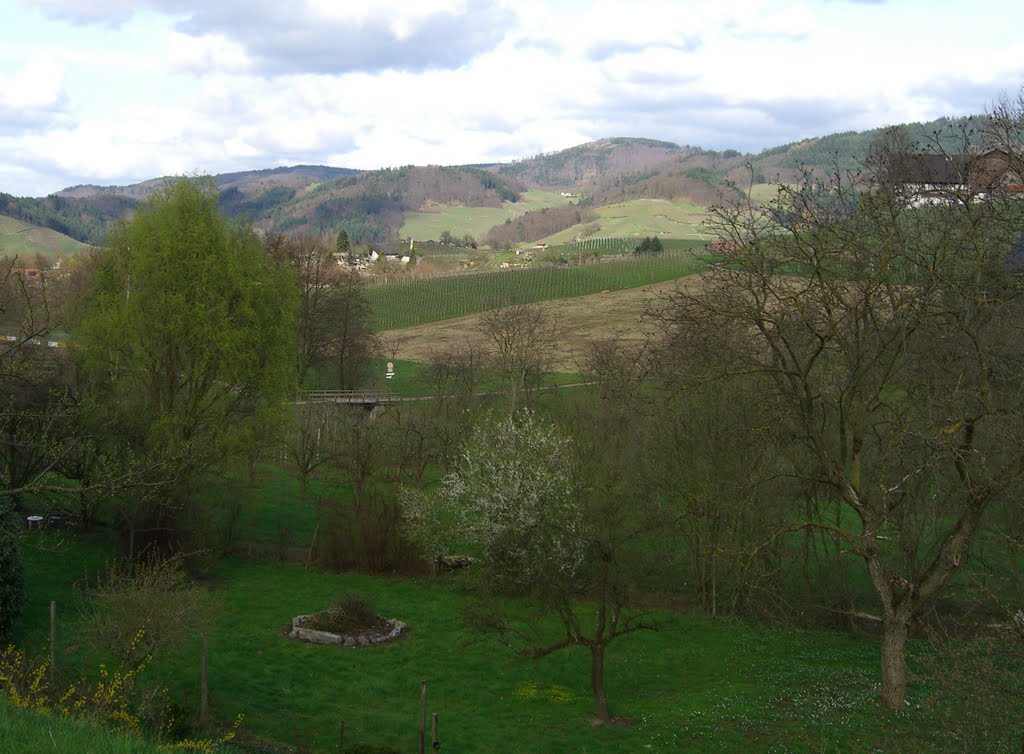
<box><xmin>633</xmin><ymin>236</ymin><xmax>663</xmax><ymax>255</ymax></box>
<box><xmin>335</xmin><ymin>228</ymin><xmax>350</xmax><ymax>257</ymax></box>
<box><xmin>75</xmin><ymin>177</ymin><xmax>297</xmax><ymax>546</ymax></box>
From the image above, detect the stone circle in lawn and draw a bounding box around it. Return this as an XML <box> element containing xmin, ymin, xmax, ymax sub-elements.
<box><xmin>288</xmin><ymin>614</ymin><xmax>406</xmax><ymax>647</ymax></box>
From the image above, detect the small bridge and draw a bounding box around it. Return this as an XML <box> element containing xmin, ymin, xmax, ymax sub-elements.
<box><xmin>300</xmin><ymin>390</ymin><xmax>421</xmax><ymax>405</ymax></box>
<box><xmin>299</xmin><ymin>381</ymin><xmax>599</xmax><ymax>407</ymax></box>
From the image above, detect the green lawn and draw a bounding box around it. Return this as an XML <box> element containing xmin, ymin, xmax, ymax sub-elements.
<box><xmin>11</xmin><ymin>499</ymin><xmax>1018</xmax><ymax>753</ymax></box>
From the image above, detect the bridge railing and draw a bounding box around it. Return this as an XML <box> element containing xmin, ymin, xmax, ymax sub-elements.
<box><xmin>302</xmin><ymin>389</ymin><xmax>395</xmax><ymax>404</ymax></box>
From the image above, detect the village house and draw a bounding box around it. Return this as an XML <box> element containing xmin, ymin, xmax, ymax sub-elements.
<box><xmin>896</xmin><ymin>147</ymin><xmax>1023</xmax><ymax>206</ymax></box>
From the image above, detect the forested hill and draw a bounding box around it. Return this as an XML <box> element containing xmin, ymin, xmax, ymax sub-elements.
<box><xmin>0</xmin><ymin>191</ymin><xmax>137</xmax><ymax>246</ymax></box>
<box><xmin>1</xmin><ymin>115</ymin><xmax>988</xmax><ymax>248</ymax></box>
<box><xmin>234</xmin><ymin>164</ymin><xmax>525</xmax><ymax>242</ymax></box>
<box><xmin>57</xmin><ymin>164</ymin><xmax>362</xmax><ymax>201</ymax></box>
<box><xmin>485</xmin><ymin>117</ymin><xmax>983</xmax><ymax>206</ymax></box>
<box><xmin>3</xmin><ymin>165</ymin><xmax>521</xmax><ymax>246</ymax></box>
<box><xmin>744</xmin><ymin>115</ymin><xmax>985</xmax><ymax>179</ymax></box>
<box><xmin>494</xmin><ymin>137</ymin><xmax>689</xmax><ymax>188</ymax></box>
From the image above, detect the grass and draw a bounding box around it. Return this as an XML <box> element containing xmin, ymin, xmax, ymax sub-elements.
<box><xmin>12</xmin><ymin>465</ymin><xmax>1022</xmax><ymax>754</ymax></box>
<box><xmin>0</xmin><ymin>700</ymin><xmax>166</xmax><ymax>754</ymax></box>
<box><xmin>304</xmin><ymin>357</ymin><xmax>587</xmax><ymax>397</ymax></box>
<box><xmin>14</xmin><ymin>532</ymin><xmax>989</xmax><ymax>754</ymax></box>
<box><xmin>747</xmin><ymin>182</ymin><xmax>784</xmax><ymax>204</ymax></box>
<box><xmin>367</xmin><ymin>248</ymin><xmax>707</xmax><ymax>331</ymax></box>
<box><xmin>191</xmin><ymin>464</ymin><xmax>332</xmax><ymax>552</ymax></box>
<box><xmin>400</xmin><ymin>190</ymin><xmax>574</xmax><ymax>243</ymax></box>
<box><xmin>0</xmin><ymin>215</ymin><xmax>88</xmax><ymax>259</ymax></box>
<box><xmin>536</xmin><ymin>198</ymin><xmax>711</xmax><ymax>245</ymax></box>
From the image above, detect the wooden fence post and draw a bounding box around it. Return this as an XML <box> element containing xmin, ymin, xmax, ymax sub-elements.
<box><xmin>49</xmin><ymin>600</ymin><xmax>56</xmax><ymax>684</ymax></box>
<box><xmin>200</xmin><ymin>633</ymin><xmax>209</xmax><ymax>727</ymax></box>
<box><xmin>337</xmin><ymin>719</ymin><xmax>345</xmax><ymax>753</ymax></box>
<box><xmin>419</xmin><ymin>680</ymin><xmax>427</xmax><ymax>754</ymax></box>
<box><xmin>431</xmin><ymin>712</ymin><xmax>439</xmax><ymax>751</ymax></box>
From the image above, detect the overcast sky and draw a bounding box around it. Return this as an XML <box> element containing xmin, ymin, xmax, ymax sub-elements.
<box><xmin>1</xmin><ymin>0</ymin><xmax>1022</xmax><ymax>197</ymax></box>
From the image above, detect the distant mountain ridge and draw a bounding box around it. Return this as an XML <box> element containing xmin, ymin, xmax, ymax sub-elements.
<box><xmin>0</xmin><ymin>117</ymin><xmax>988</xmax><ymax>251</ymax></box>
<box><xmin>57</xmin><ymin>164</ymin><xmax>362</xmax><ymax>201</ymax></box>
<box><xmin>494</xmin><ymin>137</ymin><xmax>689</xmax><ymax>187</ymax></box>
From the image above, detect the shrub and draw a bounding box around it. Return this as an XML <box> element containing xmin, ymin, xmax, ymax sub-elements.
<box><xmin>306</xmin><ymin>594</ymin><xmax>384</xmax><ymax>634</ymax></box>
<box><xmin>0</xmin><ymin>643</ymin><xmax>243</xmax><ymax>750</ymax></box>
<box><xmin>0</xmin><ymin>502</ymin><xmax>26</xmax><ymax>640</ymax></box>
<box><xmin>316</xmin><ymin>493</ymin><xmax>424</xmax><ymax>574</ymax></box>
<box><xmin>78</xmin><ymin>552</ymin><xmax>216</xmax><ymax>671</ymax></box>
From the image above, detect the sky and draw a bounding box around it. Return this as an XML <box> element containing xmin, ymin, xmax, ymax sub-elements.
<box><xmin>1</xmin><ymin>0</ymin><xmax>1022</xmax><ymax>197</ymax></box>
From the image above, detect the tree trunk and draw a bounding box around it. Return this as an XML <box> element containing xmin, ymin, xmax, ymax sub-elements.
<box><xmin>880</xmin><ymin>617</ymin><xmax>909</xmax><ymax>710</ymax></box>
<box><xmin>590</xmin><ymin>643</ymin><xmax>611</xmax><ymax>722</ymax></box>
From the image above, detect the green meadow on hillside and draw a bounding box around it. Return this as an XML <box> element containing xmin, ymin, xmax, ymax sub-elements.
<box><xmin>0</xmin><ymin>215</ymin><xmax>88</xmax><ymax>258</ymax></box>
<box><xmin>400</xmin><ymin>189</ymin><xmax>574</xmax><ymax>242</ymax></box>
<box><xmin>537</xmin><ymin>198</ymin><xmax>711</xmax><ymax>245</ymax></box>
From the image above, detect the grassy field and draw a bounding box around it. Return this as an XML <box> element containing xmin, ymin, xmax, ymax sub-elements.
<box><xmin>0</xmin><ymin>215</ymin><xmax>88</xmax><ymax>259</ymax></box>
<box><xmin>0</xmin><ymin>700</ymin><xmax>167</xmax><ymax>754</ymax></box>
<box><xmin>537</xmin><ymin>198</ymin><xmax>711</xmax><ymax>245</ymax></box>
<box><xmin>747</xmin><ymin>182</ymin><xmax>784</xmax><ymax>204</ymax></box>
<box><xmin>14</xmin><ymin>530</ymin><xmax>966</xmax><ymax>754</ymax></box>
<box><xmin>11</xmin><ymin>452</ymin><xmax>1021</xmax><ymax>754</ymax></box>
<box><xmin>303</xmin><ymin>356</ymin><xmax>586</xmax><ymax>395</ymax></box>
<box><xmin>400</xmin><ymin>190</ymin><xmax>573</xmax><ymax>243</ymax></box>
<box><xmin>367</xmin><ymin>247</ymin><xmax>707</xmax><ymax>331</ymax></box>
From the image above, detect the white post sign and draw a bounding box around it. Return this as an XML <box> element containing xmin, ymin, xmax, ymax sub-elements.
<box><xmin>386</xmin><ymin>361</ymin><xmax>395</xmax><ymax>380</ymax></box>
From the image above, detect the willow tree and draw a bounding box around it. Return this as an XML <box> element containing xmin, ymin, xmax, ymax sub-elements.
<box><xmin>75</xmin><ymin>177</ymin><xmax>297</xmax><ymax>546</ymax></box>
<box><xmin>654</xmin><ymin>129</ymin><xmax>1024</xmax><ymax>709</ymax></box>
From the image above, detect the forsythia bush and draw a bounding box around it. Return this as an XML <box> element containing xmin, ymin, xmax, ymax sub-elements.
<box><xmin>0</xmin><ymin>635</ymin><xmax>241</xmax><ymax>752</ymax></box>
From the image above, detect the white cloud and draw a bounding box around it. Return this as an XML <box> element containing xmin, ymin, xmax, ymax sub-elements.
<box><xmin>167</xmin><ymin>31</ymin><xmax>251</xmax><ymax>73</ymax></box>
<box><xmin>2</xmin><ymin>0</ymin><xmax>1024</xmax><ymax>196</ymax></box>
<box><xmin>1</xmin><ymin>59</ymin><xmax>65</xmax><ymax>110</ymax></box>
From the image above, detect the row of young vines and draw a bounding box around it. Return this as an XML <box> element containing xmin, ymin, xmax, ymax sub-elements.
<box><xmin>366</xmin><ymin>245</ymin><xmax>709</xmax><ymax>331</ymax></box>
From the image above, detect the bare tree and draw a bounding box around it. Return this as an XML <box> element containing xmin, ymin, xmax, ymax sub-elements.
<box><xmin>477</xmin><ymin>303</ymin><xmax>558</xmax><ymax>413</ymax></box>
<box><xmin>266</xmin><ymin>232</ymin><xmax>338</xmax><ymax>381</ymax></box>
<box><xmin>283</xmin><ymin>401</ymin><xmax>345</xmax><ymax>502</ymax></box>
<box><xmin>652</xmin><ymin>121</ymin><xmax>1024</xmax><ymax>709</ymax></box>
<box><xmin>328</xmin><ymin>270</ymin><xmax>377</xmax><ymax>390</ymax></box>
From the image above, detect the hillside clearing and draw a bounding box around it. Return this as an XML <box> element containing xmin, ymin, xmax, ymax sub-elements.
<box><xmin>536</xmin><ymin>198</ymin><xmax>711</xmax><ymax>245</ymax></box>
<box><xmin>400</xmin><ymin>189</ymin><xmax>573</xmax><ymax>242</ymax></box>
<box><xmin>0</xmin><ymin>214</ymin><xmax>88</xmax><ymax>258</ymax></box>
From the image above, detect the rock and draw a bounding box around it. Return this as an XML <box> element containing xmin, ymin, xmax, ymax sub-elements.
<box><xmin>437</xmin><ymin>554</ymin><xmax>474</xmax><ymax>571</ymax></box>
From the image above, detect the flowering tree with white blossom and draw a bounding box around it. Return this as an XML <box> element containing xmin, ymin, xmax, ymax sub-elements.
<box><xmin>403</xmin><ymin>410</ymin><xmax>656</xmax><ymax>723</ymax></box>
